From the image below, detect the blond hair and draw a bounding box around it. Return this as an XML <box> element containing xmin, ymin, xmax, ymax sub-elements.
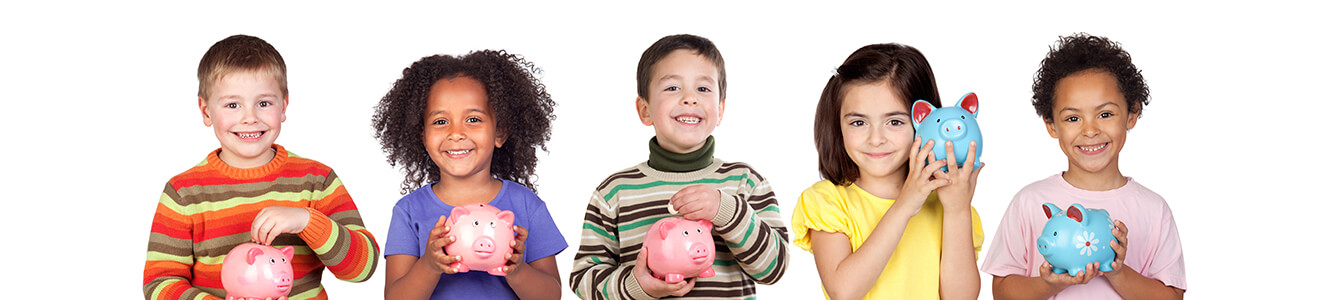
<box><xmin>197</xmin><ymin>35</ymin><xmax>287</xmax><ymax>100</ymax></box>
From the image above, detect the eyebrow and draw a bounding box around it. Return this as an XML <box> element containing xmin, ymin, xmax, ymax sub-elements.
<box><xmin>656</xmin><ymin>74</ymin><xmax>716</xmax><ymax>85</ymax></box>
<box><xmin>843</xmin><ymin>111</ymin><xmax>909</xmax><ymax>119</ymax></box>
<box><xmin>1059</xmin><ymin>102</ymin><xmax>1121</xmax><ymax>113</ymax></box>
<box><xmin>428</xmin><ymin>108</ymin><xmax>488</xmax><ymax>116</ymax></box>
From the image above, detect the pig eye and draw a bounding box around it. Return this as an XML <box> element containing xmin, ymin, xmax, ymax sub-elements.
<box><xmin>682</xmin><ymin>230</ymin><xmax>690</xmax><ymax>237</ymax></box>
<box><xmin>269</xmin><ymin>258</ymin><xmax>277</xmax><ymax>264</ymax></box>
<box><xmin>961</xmin><ymin>116</ymin><xmax>965</xmax><ymax>119</ymax></box>
<box><xmin>473</xmin><ymin>220</ymin><xmax>480</xmax><ymax>226</ymax></box>
<box><xmin>1053</xmin><ymin>232</ymin><xmax>1058</xmax><ymax>236</ymax></box>
<box><xmin>696</xmin><ymin>228</ymin><xmax>703</xmax><ymax>233</ymax></box>
<box><xmin>281</xmin><ymin>257</ymin><xmax>287</xmax><ymax>263</ymax></box>
<box><xmin>489</xmin><ymin>221</ymin><xmax>496</xmax><ymax>228</ymax></box>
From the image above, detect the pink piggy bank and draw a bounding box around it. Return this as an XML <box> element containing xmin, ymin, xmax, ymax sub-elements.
<box><xmin>643</xmin><ymin>217</ymin><xmax>716</xmax><ymax>283</ymax></box>
<box><xmin>221</xmin><ymin>243</ymin><xmax>294</xmax><ymax>300</ymax></box>
<box><xmin>445</xmin><ymin>203</ymin><xmax>515</xmax><ymax>276</ymax></box>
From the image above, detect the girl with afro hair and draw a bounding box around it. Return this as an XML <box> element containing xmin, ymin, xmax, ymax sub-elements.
<box><xmin>374</xmin><ymin>50</ymin><xmax>565</xmax><ymax>300</ymax></box>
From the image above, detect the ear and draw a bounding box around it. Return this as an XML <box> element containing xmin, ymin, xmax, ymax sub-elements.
<box><xmin>911</xmin><ymin>100</ymin><xmax>934</xmax><ymax>125</ymax></box>
<box><xmin>1126</xmin><ymin>111</ymin><xmax>1139</xmax><ymax>131</ymax></box>
<box><xmin>495</xmin><ymin>129</ymin><xmax>508</xmax><ymax>149</ymax></box>
<box><xmin>280</xmin><ymin>94</ymin><xmax>289</xmax><ymax>123</ymax></box>
<box><xmin>1041</xmin><ymin>203</ymin><xmax>1062</xmax><ymax>219</ymax></box>
<box><xmin>1067</xmin><ymin>204</ymin><xmax>1085</xmax><ymax>223</ymax></box>
<box><xmin>636</xmin><ymin>97</ymin><xmax>653</xmax><ymax>126</ymax></box>
<box><xmin>246</xmin><ymin>247</ymin><xmax>264</xmax><ymax>265</ymax></box>
<box><xmin>199</xmin><ymin>97</ymin><xmax>213</xmax><ymax>127</ymax></box>
<box><xmin>715</xmin><ymin>98</ymin><xmax>726</xmax><ymax>127</ymax></box>
<box><xmin>658</xmin><ymin>221</ymin><xmax>677</xmax><ymax>239</ymax></box>
<box><xmin>279</xmin><ymin>246</ymin><xmax>295</xmax><ymax>261</ymax></box>
<box><xmin>450</xmin><ymin>206</ymin><xmax>472</xmax><ymax>224</ymax></box>
<box><xmin>957</xmin><ymin>92</ymin><xmax>979</xmax><ymax>116</ymax></box>
<box><xmin>698</xmin><ymin>219</ymin><xmax>713</xmax><ymax>231</ymax></box>
<box><xmin>1044</xmin><ymin>119</ymin><xmax>1058</xmax><ymax>139</ymax></box>
<box><xmin>497</xmin><ymin>210</ymin><xmax>515</xmax><ymax>226</ymax></box>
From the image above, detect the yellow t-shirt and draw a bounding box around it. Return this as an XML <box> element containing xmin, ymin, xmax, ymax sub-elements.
<box><xmin>791</xmin><ymin>180</ymin><xmax>983</xmax><ymax>300</ymax></box>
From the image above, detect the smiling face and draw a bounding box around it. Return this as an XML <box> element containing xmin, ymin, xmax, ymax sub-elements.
<box><xmin>636</xmin><ymin>49</ymin><xmax>726</xmax><ymax>153</ymax></box>
<box><xmin>1045</xmin><ymin>70</ymin><xmax>1138</xmax><ymax>178</ymax></box>
<box><xmin>840</xmin><ymin>80</ymin><xmax>915</xmax><ymax>185</ymax></box>
<box><xmin>423</xmin><ymin>76</ymin><xmax>505</xmax><ymax>181</ymax></box>
<box><xmin>200</xmin><ymin>69</ymin><xmax>287</xmax><ymax>168</ymax></box>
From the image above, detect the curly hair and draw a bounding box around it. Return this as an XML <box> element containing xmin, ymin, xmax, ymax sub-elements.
<box><xmin>814</xmin><ymin>43</ymin><xmax>941</xmax><ymax>185</ymax></box>
<box><xmin>1032</xmin><ymin>33</ymin><xmax>1149</xmax><ymax>123</ymax></box>
<box><xmin>371</xmin><ymin>50</ymin><xmax>556</xmax><ymax>194</ymax></box>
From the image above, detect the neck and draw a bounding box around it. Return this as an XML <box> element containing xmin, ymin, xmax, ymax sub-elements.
<box><xmin>432</xmin><ymin>171</ymin><xmax>503</xmax><ymax>206</ymax></box>
<box><xmin>647</xmin><ymin>136</ymin><xmax>715</xmax><ymax>172</ymax></box>
<box><xmin>1062</xmin><ymin>160</ymin><xmax>1127</xmax><ymax>191</ymax></box>
<box><xmin>218</xmin><ymin>148</ymin><xmax>276</xmax><ymax>169</ymax></box>
<box><xmin>853</xmin><ymin>166</ymin><xmax>907</xmax><ymax>200</ymax></box>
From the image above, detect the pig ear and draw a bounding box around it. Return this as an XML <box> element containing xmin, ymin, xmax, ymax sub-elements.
<box><xmin>497</xmin><ymin>210</ymin><xmax>515</xmax><ymax>225</ymax></box>
<box><xmin>699</xmin><ymin>219</ymin><xmax>713</xmax><ymax>231</ymax></box>
<box><xmin>658</xmin><ymin>221</ymin><xmax>677</xmax><ymax>239</ymax></box>
<box><xmin>280</xmin><ymin>246</ymin><xmax>295</xmax><ymax>260</ymax></box>
<box><xmin>1041</xmin><ymin>203</ymin><xmax>1062</xmax><ymax>219</ymax></box>
<box><xmin>450</xmin><ymin>206</ymin><xmax>472</xmax><ymax>223</ymax></box>
<box><xmin>957</xmin><ymin>92</ymin><xmax>979</xmax><ymax>116</ymax></box>
<box><xmin>911</xmin><ymin>100</ymin><xmax>934</xmax><ymax>125</ymax></box>
<box><xmin>246</xmin><ymin>247</ymin><xmax>264</xmax><ymax>265</ymax></box>
<box><xmin>1067</xmin><ymin>204</ymin><xmax>1085</xmax><ymax>223</ymax></box>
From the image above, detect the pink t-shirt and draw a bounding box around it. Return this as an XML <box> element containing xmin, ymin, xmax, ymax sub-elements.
<box><xmin>982</xmin><ymin>174</ymin><xmax>1186</xmax><ymax>299</ymax></box>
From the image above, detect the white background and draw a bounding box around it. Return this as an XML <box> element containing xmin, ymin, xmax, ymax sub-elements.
<box><xmin>2</xmin><ymin>1</ymin><xmax>1326</xmax><ymax>298</ymax></box>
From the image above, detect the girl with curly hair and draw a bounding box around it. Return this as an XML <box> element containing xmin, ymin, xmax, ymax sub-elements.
<box><xmin>373</xmin><ymin>50</ymin><xmax>564</xmax><ymax>300</ymax></box>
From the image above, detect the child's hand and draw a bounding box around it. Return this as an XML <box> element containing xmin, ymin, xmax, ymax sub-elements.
<box><xmin>898</xmin><ymin>137</ymin><xmax>950</xmax><ymax>215</ymax></box>
<box><xmin>935</xmin><ymin>140</ymin><xmax>984</xmax><ymax>211</ymax></box>
<box><xmin>250</xmin><ymin>206</ymin><xmax>310</xmax><ymax>245</ymax></box>
<box><xmin>1104</xmin><ymin>220</ymin><xmax>1130</xmax><ymax>281</ymax></box>
<box><xmin>422</xmin><ymin>215</ymin><xmax>463</xmax><ymax>275</ymax></box>
<box><xmin>503</xmin><ymin>225</ymin><xmax>529</xmax><ymax>276</ymax></box>
<box><xmin>632</xmin><ymin>246</ymin><xmax>696</xmax><ymax>297</ymax></box>
<box><xmin>670</xmin><ymin>185</ymin><xmax>720</xmax><ymax>221</ymax></box>
<box><xmin>1038</xmin><ymin>261</ymin><xmax>1101</xmax><ymax>290</ymax></box>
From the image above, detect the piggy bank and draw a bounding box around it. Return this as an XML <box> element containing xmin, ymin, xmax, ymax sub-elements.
<box><xmin>221</xmin><ymin>243</ymin><xmax>294</xmax><ymax>300</ymax></box>
<box><xmin>912</xmin><ymin>92</ymin><xmax>983</xmax><ymax>171</ymax></box>
<box><xmin>1037</xmin><ymin>203</ymin><xmax>1117</xmax><ymax>276</ymax></box>
<box><xmin>642</xmin><ymin>217</ymin><xmax>716</xmax><ymax>283</ymax></box>
<box><xmin>445</xmin><ymin>203</ymin><xmax>515</xmax><ymax>276</ymax></box>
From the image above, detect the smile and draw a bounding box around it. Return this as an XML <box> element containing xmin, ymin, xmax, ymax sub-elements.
<box><xmin>234</xmin><ymin>131</ymin><xmax>264</xmax><ymax>140</ymax></box>
<box><xmin>674</xmin><ymin>116</ymin><xmax>701</xmax><ymax>124</ymax></box>
<box><xmin>1077</xmin><ymin>142</ymin><xmax>1108</xmax><ymax>153</ymax></box>
<box><xmin>446</xmin><ymin>149</ymin><xmax>473</xmax><ymax>155</ymax></box>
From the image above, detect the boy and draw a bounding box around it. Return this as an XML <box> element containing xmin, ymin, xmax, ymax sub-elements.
<box><xmin>143</xmin><ymin>35</ymin><xmax>380</xmax><ymax>300</ymax></box>
<box><xmin>983</xmin><ymin>33</ymin><xmax>1186</xmax><ymax>299</ymax></box>
<box><xmin>569</xmin><ymin>34</ymin><xmax>789</xmax><ymax>299</ymax></box>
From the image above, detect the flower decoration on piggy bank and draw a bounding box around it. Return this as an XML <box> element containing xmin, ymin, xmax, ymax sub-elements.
<box><xmin>642</xmin><ymin>217</ymin><xmax>716</xmax><ymax>283</ymax></box>
<box><xmin>1038</xmin><ymin>203</ymin><xmax>1117</xmax><ymax>276</ymax></box>
<box><xmin>912</xmin><ymin>92</ymin><xmax>983</xmax><ymax>171</ymax></box>
<box><xmin>221</xmin><ymin>243</ymin><xmax>294</xmax><ymax>300</ymax></box>
<box><xmin>446</xmin><ymin>203</ymin><xmax>515</xmax><ymax>276</ymax></box>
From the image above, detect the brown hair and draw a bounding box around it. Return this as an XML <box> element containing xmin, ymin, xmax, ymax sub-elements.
<box><xmin>1032</xmin><ymin>33</ymin><xmax>1149</xmax><ymax>123</ymax></box>
<box><xmin>197</xmin><ymin>35</ymin><xmax>287</xmax><ymax>100</ymax></box>
<box><xmin>636</xmin><ymin>34</ymin><xmax>726</xmax><ymax>101</ymax></box>
<box><xmin>813</xmin><ymin>43</ymin><xmax>942</xmax><ymax>185</ymax></box>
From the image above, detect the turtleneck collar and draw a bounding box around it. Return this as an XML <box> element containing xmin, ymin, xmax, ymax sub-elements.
<box><xmin>206</xmin><ymin>144</ymin><xmax>288</xmax><ymax>180</ymax></box>
<box><xmin>647</xmin><ymin>136</ymin><xmax>715</xmax><ymax>173</ymax></box>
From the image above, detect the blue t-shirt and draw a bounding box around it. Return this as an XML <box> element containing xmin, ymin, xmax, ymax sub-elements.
<box><xmin>385</xmin><ymin>179</ymin><xmax>568</xmax><ymax>300</ymax></box>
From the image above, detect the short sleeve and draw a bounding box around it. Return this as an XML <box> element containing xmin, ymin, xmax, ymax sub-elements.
<box><xmin>1138</xmin><ymin>202</ymin><xmax>1187</xmax><ymax>290</ymax></box>
<box><xmin>384</xmin><ymin>202</ymin><xmax>421</xmax><ymax>257</ymax></box>
<box><xmin>518</xmin><ymin>194</ymin><xmax>568</xmax><ymax>264</ymax></box>
<box><xmin>791</xmin><ymin>183</ymin><xmax>850</xmax><ymax>252</ymax></box>
<box><xmin>971</xmin><ymin>205</ymin><xmax>985</xmax><ymax>255</ymax></box>
<box><xmin>981</xmin><ymin>193</ymin><xmax>1036</xmax><ymax>278</ymax></box>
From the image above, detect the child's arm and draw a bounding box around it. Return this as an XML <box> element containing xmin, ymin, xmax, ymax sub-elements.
<box><xmin>935</xmin><ymin>141</ymin><xmax>983</xmax><ymax>299</ymax></box>
<box><xmin>384</xmin><ymin>215</ymin><xmax>463</xmax><ymax>300</ymax></box>
<box><xmin>297</xmin><ymin>170</ymin><xmax>380</xmax><ymax>282</ymax></box>
<box><xmin>670</xmin><ymin>164</ymin><xmax>789</xmax><ymax>284</ymax></box>
<box><xmin>143</xmin><ymin>185</ymin><xmax>223</xmax><ymax>300</ymax></box>
<box><xmin>570</xmin><ymin>193</ymin><xmax>691</xmax><ymax>299</ymax></box>
<box><xmin>504</xmin><ymin>226</ymin><xmax>563</xmax><ymax>300</ymax></box>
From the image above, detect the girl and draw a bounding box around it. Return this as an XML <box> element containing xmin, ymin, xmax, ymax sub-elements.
<box><xmin>372</xmin><ymin>50</ymin><xmax>564</xmax><ymax>300</ymax></box>
<box><xmin>790</xmin><ymin>44</ymin><xmax>984</xmax><ymax>300</ymax></box>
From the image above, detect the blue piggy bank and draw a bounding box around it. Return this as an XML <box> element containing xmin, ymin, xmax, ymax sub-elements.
<box><xmin>911</xmin><ymin>92</ymin><xmax>982</xmax><ymax>171</ymax></box>
<box><xmin>1037</xmin><ymin>203</ymin><xmax>1117</xmax><ymax>276</ymax></box>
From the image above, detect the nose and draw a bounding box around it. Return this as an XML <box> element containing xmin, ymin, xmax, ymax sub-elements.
<box><xmin>240</xmin><ymin>106</ymin><xmax>259</xmax><ymax>125</ymax></box>
<box><xmin>868</xmin><ymin>123</ymin><xmax>887</xmax><ymax>146</ymax></box>
<box><xmin>447</xmin><ymin>123</ymin><xmax>466</xmax><ymax>142</ymax></box>
<box><xmin>681</xmin><ymin>90</ymin><xmax>699</xmax><ymax>106</ymax></box>
<box><xmin>1036</xmin><ymin>236</ymin><xmax>1053</xmax><ymax>256</ymax></box>
<box><xmin>688</xmin><ymin>243</ymin><xmax>709</xmax><ymax>259</ymax></box>
<box><xmin>474</xmin><ymin>236</ymin><xmax>495</xmax><ymax>252</ymax></box>
<box><xmin>1081</xmin><ymin>119</ymin><xmax>1100</xmax><ymax>138</ymax></box>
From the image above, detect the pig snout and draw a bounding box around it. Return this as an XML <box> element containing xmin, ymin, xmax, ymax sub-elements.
<box><xmin>688</xmin><ymin>243</ymin><xmax>710</xmax><ymax>263</ymax></box>
<box><xmin>940</xmin><ymin>119</ymin><xmax>966</xmax><ymax>139</ymax></box>
<box><xmin>473</xmin><ymin>236</ymin><xmax>497</xmax><ymax>258</ymax></box>
<box><xmin>274</xmin><ymin>271</ymin><xmax>293</xmax><ymax>292</ymax></box>
<box><xmin>1036</xmin><ymin>236</ymin><xmax>1053</xmax><ymax>257</ymax></box>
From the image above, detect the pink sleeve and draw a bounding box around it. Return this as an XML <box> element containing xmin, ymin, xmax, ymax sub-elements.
<box><xmin>981</xmin><ymin>193</ymin><xmax>1037</xmax><ymax>278</ymax></box>
<box><xmin>1137</xmin><ymin>202</ymin><xmax>1187</xmax><ymax>290</ymax></box>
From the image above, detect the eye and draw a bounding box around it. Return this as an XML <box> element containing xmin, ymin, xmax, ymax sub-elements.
<box><xmin>280</xmin><ymin>257</ymin><xmax>286</xmax><ymax>263</ymax></box>
<box><xmin>888</xmin><ymin>120</ymin><xmax>905</xmax><ymax>126</ymax></box>
<box><xmin>489</xmin><ymin>221</ymin><xmax>496</xmax><ymax>228</ymax></box>
<box><xmin>1099</xmin><ymin>112</ymin><xmax>1113</xmax><ymax>118</ymax></box>
<box><xmin>433</xmin><ymin>119</ymin><xmax>448</xmax><ymax>125</ymax></box>
<box><xmin>961</xmin><ymin>115</ymin><xmax>965</xmax><ymax>119</ymax></box>
<box><xmin>258</xmin><ymin>101</ymin><xmax>271</xmax><ymax>108</ymax></box>
<box><xmin>1053</xmin><ymin>232</ymin><xmax>1058</xmax><ymax>236</ymax></box>
<box><xmin>269</xmin><ymin>258</ymin><xmax>277</xmax><ymax>264</ymax></box>
<box><xmin>473</xmin><ymin>220</ymin><xmax>480</xmax><ymax>226</ymax></box>
<box><xmin>697</xmin><ymin>87</ymin><xmax>712</xmax><ymax>93</ymax></box>
<box><xmin>467</xmin><ymin>116</ymin><xmax>481</xmax><ymax>123</ymax></box>
<box><xmin>682</xmin><ymin>230</ymin><xmax>690</xmax><ymax>237</ymax></box>
<box><xmin>664</xmin><ymin>86</ymin><xmax>679</xmax><ymax>92</ymax></box>
<box><xmin>935</xmin><ymin>119</ymin><xmax>940</xmax><ymax>123</ymax></box>
<box><xmin>849</xmin><ymin>120</ymin><xmax>865</xmax><ymax>127</ymax></box>
<box><xmin>225</xmin><ymin>103</ymin><xmax>238</xmax><ymax>109</ymax></box>
<box><xmin>1065</xmin><ymin>116</ymin><xmax>1080</xmax><ymax>122</ymax></box>
<box><xmin>695</xmin><ymin>228</ymin><xmax>703</xmax><ymax>233</ymax></box>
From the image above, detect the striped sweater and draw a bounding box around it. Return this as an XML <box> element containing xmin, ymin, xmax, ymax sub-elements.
<box><xmin>143</xmin><ymin>145</ymin><xmax>379</xmax><ymax>300</ymax></box>
<box><xmin>571</xmin><ymin>160</ymin><xmax>789</xmax><ymax>300</ymax></box>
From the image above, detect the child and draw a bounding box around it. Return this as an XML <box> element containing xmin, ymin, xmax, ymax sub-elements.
<box><xmin>372</xmin><ymin>50</ymin><xmax>566</xmax><ymax>300</ymax></box>
<box><xmin>790</xmin><ymin>44</ymin><xmax>984</xmax><ymax>300</ymax></box>
<box><xmin>143</xmin><ymin>35</ymin><xmax>380</xmax><ymax>300</ymax></box>
<box><xmin>569</xmin><ymin>34</ymin><xmax>789</xmax><ymax>299</ymax></box>
<box><xmin>983</xmin><ymin>33</ymin><xmax>1186</xmax><ymax>299</ymax></box>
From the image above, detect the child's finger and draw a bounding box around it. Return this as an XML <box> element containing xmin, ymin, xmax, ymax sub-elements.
<box><xmin>944</xmin><ymin>140</ymin><xmax>959</xmax><ymax>172</ymax></box>
<box><xmin>963</xmin><ymin>141</ymin><xmax>978</xmax><ymax>171</ymax></box>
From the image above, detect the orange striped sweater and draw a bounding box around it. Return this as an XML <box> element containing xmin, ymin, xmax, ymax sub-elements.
<box><xmin>143</xmin><ymin>145</ymin><xmax>379</xmax><ymax>300</ymax></box>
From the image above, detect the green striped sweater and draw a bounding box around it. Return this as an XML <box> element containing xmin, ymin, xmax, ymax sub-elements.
<box><xmin>571</xmin><ymin>159</ymin><xmax>789</xmax><ymax>299</ymax></box>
